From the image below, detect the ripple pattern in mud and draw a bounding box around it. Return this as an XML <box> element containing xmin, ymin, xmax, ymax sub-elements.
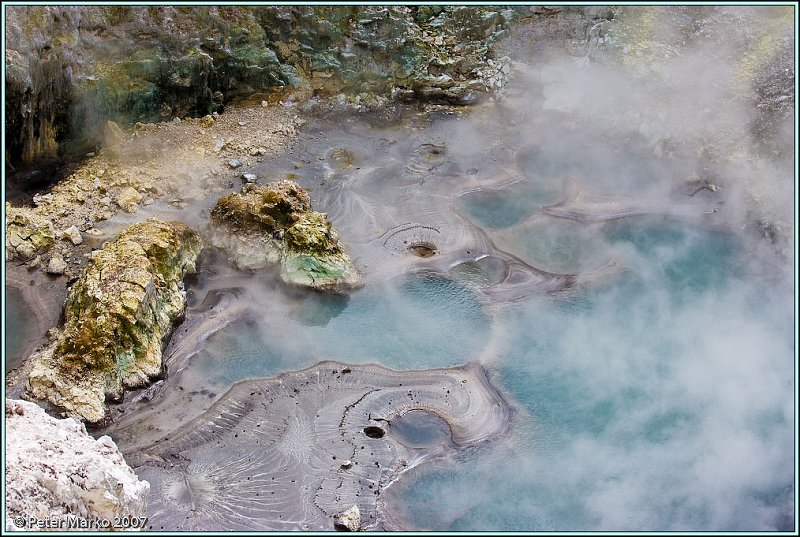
<box><xmin>131</xmin><ymin>360</ymin><xmax>509</xmax><ymax>531</ymax></box>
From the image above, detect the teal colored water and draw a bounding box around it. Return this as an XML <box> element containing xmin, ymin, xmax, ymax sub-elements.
<box><xmin>7</xmin><ymin>100</ymin><xmax>789</xmax><ymax>532</ymax></box>
<box><xmin>390</xmin><ymin>220</ymin><xmax>794</xmax><ymax>531</ymax></box>
<box><xmin>193</xmin><ymin>272</ymin><xmax>491</xmax><ymax>386</ymax></box>
<box><xmin>389</xmin><ymin>410</ymin><xmax>452</xmax><ymax>448</ymax></box>
<box><xmin>603</xmin><ymin>217</ymin><xmax>745</xmax><ymax>295</ymax></box>
<box><xmin>456</xmin><ymin>183</ymin><xmax>560</xmax><ymax>229</ymax></box>
<box><xmin>493</xmin><ymin>216</ymin><xmax>611</xmax><ymax>274</ymax></box>
<box><xmin>447</xmin><ymin>256</ymin><xmax>508</xmax><ymax>289</ymax></box>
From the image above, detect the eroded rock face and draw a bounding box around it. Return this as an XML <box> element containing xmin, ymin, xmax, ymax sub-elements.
<box><xmin>209</xmin><ymin>181</ymin><xmax>361</xmax><ymax>292</ymax></box>
<box><xmin>129</xmin><ymin>360</ymin><xmax>509</xmax><ymax>531</ymax></box>
<box><xmin>5</xmin><ymin>5</ymin><xmax>525</xmax><ymax>167</ymax></box>
<box><xmin>27</xmin><ymin>218</ymin><xmax>201</xmax><ymax>423</ymax></box>
<box><xmin>4</xmin><ymin>399</ymin><xmax>149</xmax><ymax>529</ymax></box>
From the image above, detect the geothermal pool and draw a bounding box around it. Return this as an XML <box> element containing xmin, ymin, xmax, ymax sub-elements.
<box><xmin>6</xmin><ymin>65</ymin><xmax>794</xmax><ymax>531</ymax></box>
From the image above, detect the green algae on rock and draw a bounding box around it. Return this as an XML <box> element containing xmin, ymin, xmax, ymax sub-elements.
<box><xmin>27</xmin><ymin>218</ymin><xmax>201</xmax><ymax>423</ymax></box>
<box><xmin>209</xmin><ymin>181</ymin><xmax>361</xmax><ymax>292</ymax></box>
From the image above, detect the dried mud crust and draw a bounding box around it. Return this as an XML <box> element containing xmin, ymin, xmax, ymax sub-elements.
<box><xmin>128</xmin><ymin>360</ymin><xmax>510</xmax><ymax>531</ymax></box>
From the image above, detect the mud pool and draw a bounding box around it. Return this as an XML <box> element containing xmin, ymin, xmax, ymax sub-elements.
<box><xmin>7</xmin><ymin>82</ymin><xmax>794</xmax><ymax>531</ymax></box>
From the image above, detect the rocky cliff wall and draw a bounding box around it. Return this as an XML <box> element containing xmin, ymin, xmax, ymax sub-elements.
<box><xmin>5</xmin><ymin>5</ymin><xmax>529</xmax><ymax>167</ymax></box>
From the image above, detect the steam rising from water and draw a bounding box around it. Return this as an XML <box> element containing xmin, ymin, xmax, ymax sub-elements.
<box><xmin>381</xmin><ymin>7</ymin><xmax>794</xmax><ymax>528</ymax></box>
<box><xmin>78</xmin><ymin>5</ymin><xmax>794</xmax><ymax>531</ymax></box>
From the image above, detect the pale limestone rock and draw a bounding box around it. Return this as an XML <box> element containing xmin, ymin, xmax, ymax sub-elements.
<box><xmin>115</xmin><ymin>187</ymin><xmax>142</xmax><ymax>213</ymax></box>
<box><xmin>333</xmin><ymin>505</ymin><xmax>361</xmax><ymax>531</ymax></box>
<box><xmin>4</xmin><ymin>399</ymin><xmax>149</xmax><ymax>530</ymax></box>
<box><xmin>46</xmin><ymin>254</ymin><xmax>68</xmax><ymax>275</ymax></box>
<box><xmin>5</xmin><ymin>203</ymin><xmax>56</xmax><ymax>261</ymax></box>
<box><xmin>62</xmin><ymin>225</ymin><xmax>83</xmax><ymax>245</ymax></box>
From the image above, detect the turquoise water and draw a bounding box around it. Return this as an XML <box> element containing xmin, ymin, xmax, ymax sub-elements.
<box><xmin>389</xmin><ymin>410</ymin><xmax>452</xmax><ymax>449</ymax></box>
<box><xmin>456</xmin><ymin>183</ymin><xmax>560</xmax><ymax>229</ymax></box>
<box><xmin>182</xmin><ymin>212</ymin><xmax>792</xmax><ymax>531</ymax></box>
<box><xmin>7</xmin><ymin>101</ymin><xmax>786</xmax><ymax>532</ymax></box>
<box><xmin>390</xmin><ymin>219</ymin><xmax>794</xmax><ymax>531</ymax></box>
<box><xmin>493</xmin><ymin>216</ymin><xmax>611</xmax><ymax>274</ymax></box>
<box><xmin>192</xmin><ymin>272</ymin><xmax>491</xmax><ymax>386</ymax></box>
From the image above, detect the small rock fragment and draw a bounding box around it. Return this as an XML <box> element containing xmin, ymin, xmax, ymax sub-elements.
<box><xmin>333</xmin><ymin>505</ymin><xmax>361</xmax><ymax>532</ymax></box>
<box><xmin>62</xmin><ymin>225</ymin><xmax>83</xmax><ymax>245</ymax></box>
<box><xmin>228</xmin><ymin>159</ymin><xmax>243</xmax><ymax>169</ymax></box>
<box><xmin>47</xmin><ymin>255</ymin><xmax>67</xmax><ymax>275</ymax></box>
<box><xmin>116</xmin><ymin>187</ymin><xmax>143</xmax><ymax>213</ymax></box>
<box><xmin>241</xmin><ymin>173</ymin><xmax>257</xmax><ymax>184</ymax></box>
<box><xmin>105</xmin><ymin>120</ymin><xmax>126</xmax><ymax>145</ymax></box>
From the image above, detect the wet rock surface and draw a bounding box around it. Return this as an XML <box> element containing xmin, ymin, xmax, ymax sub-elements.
<box><xmin>209</xmin><ymin>181</ymin><xmax>362</xmax><ymax>292</ymax></box>
<box><xmin>26</xmin><ymin>218</ymin><xmax>201</xmax><ymax>424</ymax></box>
<box><xmin>125</xmin><ymin>361</ymin><xmax>509</xmax><ymax>531</ymax></box>
<box><xmin>4</xmin><ymin>399</ymin><xmax>149</xmax><ymax>529</ymax></box>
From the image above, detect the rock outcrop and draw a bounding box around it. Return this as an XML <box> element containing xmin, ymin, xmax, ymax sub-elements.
<box><xmin>6</xmin><ymin>203</ymin><xmax>56</xmax><ymax>261</ymax></box>
<box><xmin>4</xmin><ymin>399</ymin><xmax>149</xmax><ymax>531</ymax></box>
<box><xmin>27</xmin><ymin>218</ymin><xmax>201</xmax><ymax>423</ymax></box>
<box><xmin>5</xmin><ymin>5</ymin><xmax>523</xmax><ymax>167</ymax></box>
<box><xmin>209</xmin><ymin>180</ymin><xmax>361</xmax><ymax>292</ymax></box>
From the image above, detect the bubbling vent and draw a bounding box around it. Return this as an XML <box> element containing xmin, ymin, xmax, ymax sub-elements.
<box><xmin>326</xmin><ymin>147</ymin><xmax>357</xmax><ymax>169</ymax></box>
<box><xmin>407</xmin><ymin>242</ymin><xmax>438</xmax><ymax>257</ymax></box>
<box><xmin>363</xmin><ymin>426</ymin><xmax>386</xmax><ymax>438</ymax></box>
<box><xmin>406</xmin><ymin>143</ymin><xmax>448</xmax><ymax>174</ymax></box>
<box><xmin>381</xmin><ymin>223</ymin><xmax>443</xmax><ymax>257</ymax></box>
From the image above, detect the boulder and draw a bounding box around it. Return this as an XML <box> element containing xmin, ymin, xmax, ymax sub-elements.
<box><xmin>5</xmin><ymin>204</ymin><xmax>56</xmax><ymax>261</ymax></box>
<box><xmin>5</xmin><ymin>399</ymin><xmax>149</xmax><ymax>530</ymax></box>
<box><xmin>209</xmin><ymin>181</ymin><xmax>361</xmax><ymax>292</ymax></box>
<box><xmin>116</xmin><ymin>187</ymin><xmax>143</xmax><ymax>213</ymax></box>
<box><xmin>104</xmin><ymin>120</ymin><xmax>127</xmax><ymax>146</ymax></box>
<box><xmin>27</xmin><ymin>218</ymin><xmax>201</xmax><ymax>423</ymax></box>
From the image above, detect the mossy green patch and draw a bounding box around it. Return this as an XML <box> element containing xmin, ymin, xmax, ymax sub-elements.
<box><xmin>210</xmin><ymin>181</ymin><xmax>361</xmax><ymax>291</ymax></box>
<box><xmin>283</xmin><ymin>253</ymin><xmax>349</xmax><ymax>281</ymax></box>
